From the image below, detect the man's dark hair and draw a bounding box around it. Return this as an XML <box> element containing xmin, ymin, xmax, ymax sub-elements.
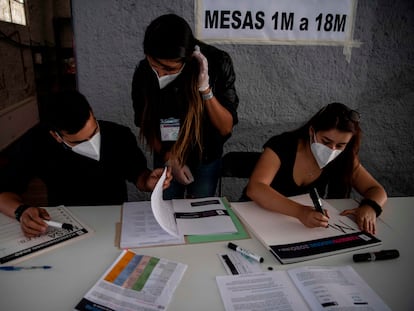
<box><xmin>43</xmin><ymin>90</ymin><xmax>92</xmax><ymax>134</ymax></box>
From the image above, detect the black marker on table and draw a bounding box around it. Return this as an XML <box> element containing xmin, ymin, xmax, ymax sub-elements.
<box><xmin>353</xmin><ymin>249</ymin><xmax>400</xmax><ymax>262</ymax></box>
<box><xmin>228</xmin><ymin>242</ymin><xmax>264</xmax><ymax>263</ymax></box>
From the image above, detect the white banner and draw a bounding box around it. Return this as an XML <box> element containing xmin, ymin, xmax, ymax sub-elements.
<box><xmin>195</xmin><ymin>0</ymin><xmax>360</xmax><ymax>48</ymax></box>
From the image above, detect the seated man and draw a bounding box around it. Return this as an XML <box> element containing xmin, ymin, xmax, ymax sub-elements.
<box><xmin>0</xmin><ymin>90</ymin><xmax>171</xmax><ymax>237</ymax></box>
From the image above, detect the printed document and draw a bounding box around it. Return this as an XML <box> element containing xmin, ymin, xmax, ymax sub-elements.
<box><xmin>216</xmin><ymin>266</ymin><xmax>391</xmax><ymax>311</ymax></box>
<box><xmin>0</xmin><ymin>205</ymin><xmax>92</xmax><ymax>265</ymax></box>
<box><xmin>232</xmin><ymin>195</ymin><xmax>381</xmax><ymax>263</ymax></box>
<box><xmin>75</xmin><ymin>249</ymin><xmax>187</xmax><ymax>311</ymax></box>
<box><xmin>120</xmin><ymin>201</ymin><xmax>185</xmax><ymax>248</ymax></box>
<box><xmin>151</xmin><ymin>168</ymin><xmax>237</xmax><ymax>236</ymax></box>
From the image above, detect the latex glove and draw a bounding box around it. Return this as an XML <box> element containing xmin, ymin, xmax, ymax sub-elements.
<box><xmin>192</xmin><ymin>45</ymin><xmax>210</xmax><ymax>91</ymax></box>
<box><xmin>167</xmin><ymin>159</ymin><xmax>194</xmax><ymax>185</ymax></box>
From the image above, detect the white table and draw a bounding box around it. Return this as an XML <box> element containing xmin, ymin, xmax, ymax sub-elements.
<box><xmin>0</xmin><ymin>198</ymin><xmax>413</xmax><ymax>311</ymax></box>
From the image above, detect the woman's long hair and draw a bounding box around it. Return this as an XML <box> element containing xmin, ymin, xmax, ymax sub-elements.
<box><xmin>140</xmin><ymin>14</ymin><xmax>203</xmax><ymax>165</ymax></box>
<box><xmin>297</xmin><ymin>102</ymin><xmax>361</xmax><ymax>197</ymax></box>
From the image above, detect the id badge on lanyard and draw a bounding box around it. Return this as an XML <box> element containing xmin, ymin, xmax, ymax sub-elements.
<box><xmin>160</xmin><ymin>118</ymin><xmax>180</xmax><ymax>141</ymax></box>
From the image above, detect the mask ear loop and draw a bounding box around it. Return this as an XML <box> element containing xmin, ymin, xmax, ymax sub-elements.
<box><xmin>309</xmin><ymin>126</ymin><xmax>317</xmax><ymax>144</ymax></box>
<box><xmin>54</xmin><ymin>131</ymin><xmax>72</xmax><ymax>150</ymax></box>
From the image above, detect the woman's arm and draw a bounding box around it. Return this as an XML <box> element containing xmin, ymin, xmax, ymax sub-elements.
<box><xmin>246</xmin><ymin>148</ymin><xmax>329</xmax><ymax>228</ymax></box>
<box><xmin>202</xmin><ymin>92</ymin><xmax>234</xmax><ymax>136</ymax></box>
<box><xmin>340</xmin><ymin>162</ymin><xmax>387</xmax><ymax>234</ymax></box>
<box><xmin>193</xmin><ymin>48</ymin><xmax>237</xmax><ymax>136</ymax></box>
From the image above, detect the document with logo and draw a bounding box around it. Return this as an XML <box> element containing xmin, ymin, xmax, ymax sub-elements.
<box><xmin>150</xmin><ymin>169</ymin><xmax>237</xmax><ymax>237</ymax></box>
<box><xmin>231</xmin><ymin>195</ymin><xmax>381</xmax><ymax>264</ymax></box>
<box><xmin>0</xmin><ymin>205</ymin><xmax>92</xmax><ymax>265</ymax></box>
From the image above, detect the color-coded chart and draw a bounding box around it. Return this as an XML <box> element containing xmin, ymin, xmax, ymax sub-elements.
<box><xmin>75</xmin><ymin>250</ymin><xmax>187</xmax><ymax>311</ymax></box>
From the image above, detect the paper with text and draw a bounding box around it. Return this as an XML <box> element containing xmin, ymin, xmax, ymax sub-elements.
<box><xmin>120</xmin><ymin>201</ymin><xmax>185</xmax><ymax>248</ymax></box>
<box><xmin>0</xmin><ymin>205</ymin><xmax>92</xmax><ymax>265</ymax></box>
<box><xmin>216</xmin><ymin>271</ymin><xmax>309</xmax><ymax>311</ymax></box>
<box><xmin>288</xmin><ymin>266</ymin><xmax>391</xmax><ymax>310</ymax></box>
<box><xmin>75</xmin><ymin>250</ymin><xmax>187</xmax><ymax>311</ymax></box>
<box><xmin>216</xmin><ymin>266</ymin><xmax>391</xmax><ymax>311</ymax></box>
<box><xmin>173</xmin><ymin>197</ymin><xmax>237</xmax><ymax>235</ymax></box>
<box><xmin>151</xmin><ymin>168</ymin><xmax>238</xmax><ymax>236</ymax></box>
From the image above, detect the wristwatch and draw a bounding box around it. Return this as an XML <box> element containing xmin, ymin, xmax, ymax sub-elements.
<box><xmin>14</xmin><ymin>204</ymin><xmax>31</xmax><ymax>222</ymax></box>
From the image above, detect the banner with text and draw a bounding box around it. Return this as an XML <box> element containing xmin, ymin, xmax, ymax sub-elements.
<box><xmin>195</xmin><ymin>0</ymin><xmax>359</xmax><ymax>47</ymax></box>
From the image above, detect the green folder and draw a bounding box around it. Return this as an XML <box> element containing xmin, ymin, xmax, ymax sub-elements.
<box><xmin>185</xmin><ymin>197</ymin><xmax>250</xmax><ymax>244</ymax></box>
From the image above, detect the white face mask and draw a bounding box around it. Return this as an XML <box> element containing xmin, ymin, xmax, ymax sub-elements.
<box><xmin>310</xmin><ymin>133</ymin><xmax>343</xmax><ymax>168</ymax></box>
<box><xmin>60</xmin><ymin>131</ymin><xmax>101</xmax><ymax>161</ymax></box>
<box><xmin>152</xmin><ymin>64</ymin><xmax>185</xmax><ymax>89</ymax></box>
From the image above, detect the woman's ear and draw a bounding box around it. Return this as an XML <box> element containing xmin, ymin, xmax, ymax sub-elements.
<box><xmin>309</xmin><ymin>126</ymin><xmax>315</xmax><ymax>138</ymax></box>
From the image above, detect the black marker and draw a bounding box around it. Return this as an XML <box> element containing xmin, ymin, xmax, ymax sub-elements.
<box><xmin>353</xmin><ymin>249</ymin><xmax>400</xmax><ymax>262</ymax></box>
<box><xmin>309</xmin><ymin>188</ymin><xmax>324</xmax><ymax>214</ymax></box>
<box><xmin>228</xmin><ymin>242</ymin><xmax>264</xmax><ymax>263</ymax></box>
<box><xmin>44</xmin><ymin>220</ymin><xmax>73</xmax><ymax>231</ymax></box>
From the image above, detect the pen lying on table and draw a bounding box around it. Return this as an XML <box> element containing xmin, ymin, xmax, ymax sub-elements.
<box><xmin>0</xmin><ymin>265</ymin><xmax>52</xmax><ymax>271</ymax></box>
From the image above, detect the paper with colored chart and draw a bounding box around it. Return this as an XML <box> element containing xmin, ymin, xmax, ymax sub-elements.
<box><xmin>74</xmin><ymin>250</ymin><xmax>187</xmax><ymax>311</ymax></box>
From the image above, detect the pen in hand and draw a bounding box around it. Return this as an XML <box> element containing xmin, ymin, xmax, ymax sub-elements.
<box><xmin>44</xmin><ymin>220</ymin><xmax>74</xmax><ymax>231</ymax></box>
<box><xmin>309</xmin><ymin>188</ymin><xmax>325</xmax><ymax>215</ymax></box>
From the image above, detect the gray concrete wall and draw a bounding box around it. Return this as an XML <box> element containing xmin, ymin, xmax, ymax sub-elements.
<box><xmin>71</xmin><ymin>0</ymin><xmax>414</xmax><ymax>201</ymax></box>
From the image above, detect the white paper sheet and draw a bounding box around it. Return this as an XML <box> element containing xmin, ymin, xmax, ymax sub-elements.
<box><xmin>216</xmin><ymin>266</ymin><xmax>391</xmax><ymax>311</ymax></box>
<box><xmin>75</xmin><ymin>250</ymin><xmax>187</xmax><ymax>311</ymax></box>
<box><xmin>150</xmin><ymin>168</ymin><xmax>179</xmax><ymax>237</ymax></box>
<box><xmin>216</xmin><ymin>271</ymin><xmax>309</xmax><ymax>311</ymax></box>
<box><xmin>288</xmin><ymin>266</ymin><xmax>392</xmax><ymax>311</ymax></box>
<box><xmin>120</xmin><ymin>201</ymin><xmax>185</xmax><ymax>248</ymax></box>
<box><xmin>173</xmin><ymin>197</ymin><xmax>237</xmax><ymax>235</ymax></box>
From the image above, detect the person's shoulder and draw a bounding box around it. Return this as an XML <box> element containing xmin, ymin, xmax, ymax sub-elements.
<box><xmin>266</xmin><ymin>131</ymin><xmax>293</xmax><ymax>143</ymax></box>
<box><xmin>99</xmin><ymin>120</ymin><xmax>137</xmax><ymax>140</ymax></box>
<box><xmin>20</xmin><ymin>124</ymin><xmax>50</xmax><ymax>145</ymax></box>
<box><xmin>6</xmin><ymin>124</ymin><xmax>50</xmax><ymax>158</ymax></box>
<box><xmin>199</xmin><ymin>41</ymin><xmax>232</xmax><ymax>61</ymax></box>
<box><xmin>133</xmin><ymin>59</ymin><xmax>150</xmax><ymax>75</ymax></box>
<box><xmin>99</xmin><ymin>120</ymin><xmax>131</xmax><ymax>132</ymax></box>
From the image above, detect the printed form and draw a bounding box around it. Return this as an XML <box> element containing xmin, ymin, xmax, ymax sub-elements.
<box><xmin>216</xmin><ymin>266</ymin><xmax>391</xmax><ymax>311</ymax></box>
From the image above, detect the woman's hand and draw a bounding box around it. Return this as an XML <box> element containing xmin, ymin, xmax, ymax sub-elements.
<box><xmin>192</xmin><ymin>45</ymin><xmax>210</xmax><ymax>91</ymax></box>
<box><xmin>297</xmin><ymin>205</ymin><xmax>330</xmax><ymax>229</ymax></box>
<box><xmin>166</xmin><ymin>159</ymin><xmax>194</xmax><ymax>185</ymax></box>
<box><xmin>145</xmin><ymin>167</ymin><xmax>173</xmax><ymax>191</ymax></box>
<box><xmin>340</xmin><ymin>205</ymin><xmax>377</xmax><ymax>234</ymax></box>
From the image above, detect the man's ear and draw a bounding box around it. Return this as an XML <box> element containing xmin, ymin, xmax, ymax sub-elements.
<box><xmin>49</xmin><ymin>130</ymin><xmax>62</xmax><ymax>143</ymax></box>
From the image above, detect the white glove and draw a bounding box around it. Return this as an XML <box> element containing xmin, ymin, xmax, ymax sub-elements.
<box><xmin>167</xmin><ymin>159</ymin><xmax>194</xmax><ymax>185</ymax></box>
<box><xmin>192</xmin><ymin>45</ymin><xmax>210</xmax><ymax>92</ymax></box>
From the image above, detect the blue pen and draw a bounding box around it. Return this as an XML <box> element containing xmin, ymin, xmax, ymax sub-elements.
<box><xmin>0</xmin><ymin>265</ymin><xmax>52</xmax><ymax>271</ymax></box>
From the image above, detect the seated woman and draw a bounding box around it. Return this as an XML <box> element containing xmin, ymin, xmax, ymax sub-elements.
<box><xmin>246</xmin><ymin>102</ymin><xmax>387</xmax><ymax>235</ymax></box>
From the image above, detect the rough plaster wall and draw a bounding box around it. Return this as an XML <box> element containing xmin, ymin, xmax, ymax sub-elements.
<box><xmin>0</xmin><ymin>23</ymin><xmax>36</xmax><ymax>110</ymax></box>
<box><xmin>71</xmin><ymin>0</ymin><xmax>414</xmax><ymax>202</ymax></box>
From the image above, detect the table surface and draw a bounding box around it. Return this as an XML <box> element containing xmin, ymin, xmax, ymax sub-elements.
<box><xmin>0</xmin><ymin>197</ymin><xmax>413</xmax><ymax>311</ymax></box>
